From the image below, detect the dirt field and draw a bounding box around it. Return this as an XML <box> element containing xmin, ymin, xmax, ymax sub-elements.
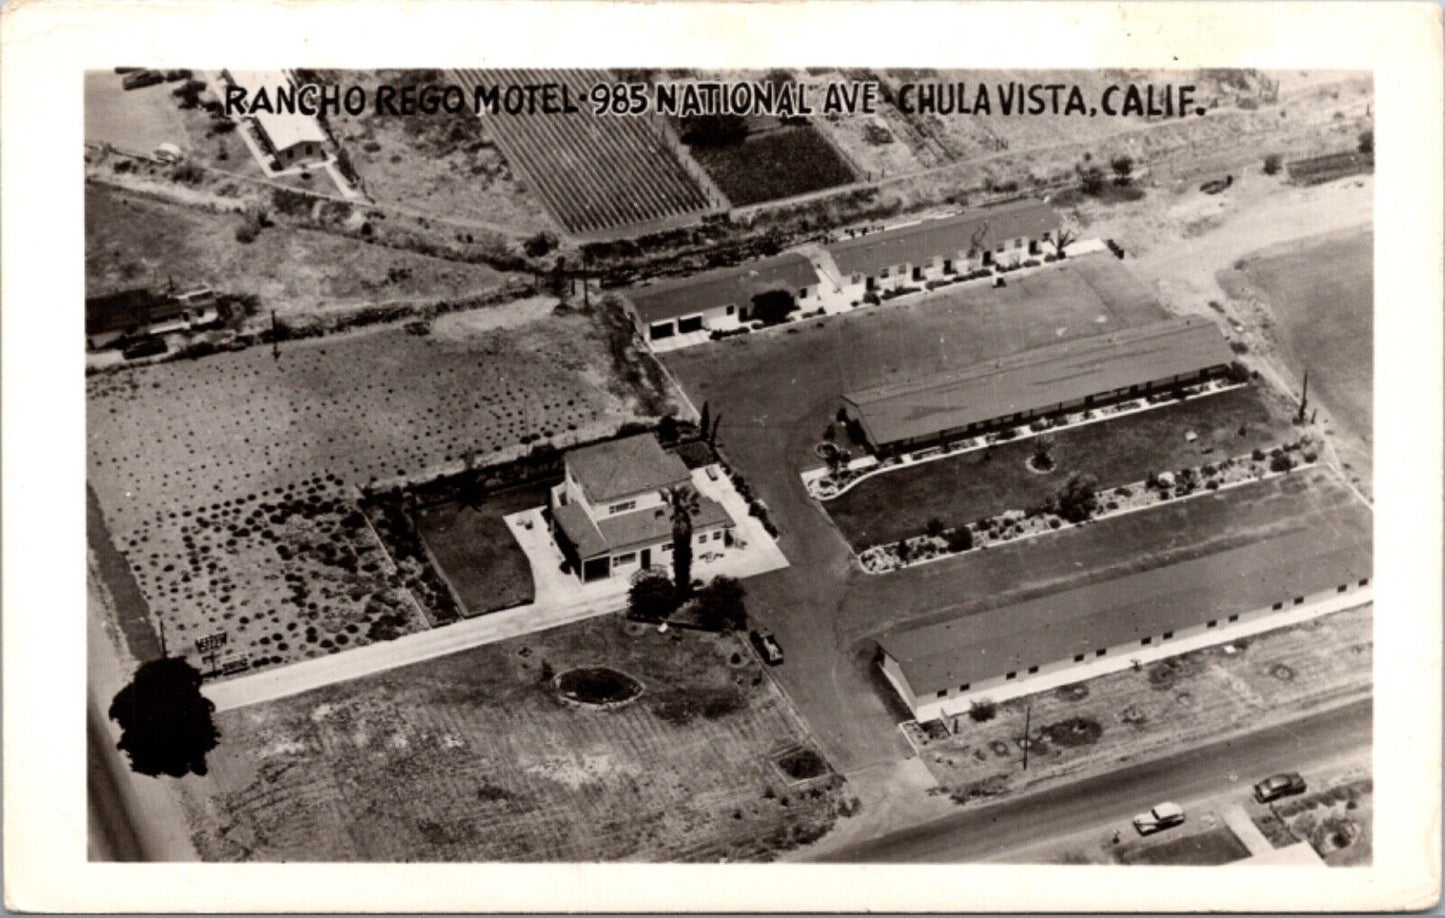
<box><xmin>322</xmin><ymin>70</ymin><xmax>552</xmax><ymax>235</ymax></box>
<box><xmin>905</xmin><ymin>603</ymin><xmax>1372</xmax><ymax>802</ymax></box>
<box><xmin>825</xmin><ymin>384</ymin><xmax>1297</xmax><ymax>550</ymax></box>
<box><xmin>85</xmin><ymin>185</ymin><xmax>513</xmax><ymax>319</ymax></box>
<box><xmin>87</xmin><ymin>312</ymin><xmax>644</xmax><ymax>670</ymax></box>
<box><xmin>176</xmin><ymin>614</ymin><xmax>844</xmax><ymax>861</ymax></box>
<box><xmin>415</xmin><ymin>481</ymin><xmax>549</xmax><ymax>616</ymax></box>
<box><xmin>1228</xmin><ymin>230</ymin><xmax>1373</xmax><ymax>446</ymax></box>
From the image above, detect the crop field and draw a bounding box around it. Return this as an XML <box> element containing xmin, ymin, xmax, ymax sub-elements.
<box><xmin>825</xmin><ymin>384</ymin><xmax>1298</xmax><ymax>551</ymax></box>
<box><xmin>87</xmin><ymin>312</ymin><xmax>644</xmax><ymax>671</ymax></box>
<box><xmin>1237</xmin><ymin>229</ymin><xmax>1372</xmax><ymax>446</ymax></box>
<box><xmin>451</xmin><ymin>69</ymin><xmax>719</xmax><ymax>237</ymax></box>
<box><xmin>906</xmin><ymin>603</ymin><xmax>1371</xmax><ymax>803</ymax></box>
<box><xmin>414</xmin><ymin>481</ymin><xmax>551</xmax><ymax>616</ymax></box>
<box><xmin>86</xmin><ymin>185</ymin><xmax>513</xmax><ymax>320</ymax></box>
<box><xmin>687</xmin><ymin>124</ymin><xmax>856</xmax><ymax>206</ymax></box>
<box><xmin>178</xmin><ymin>614</ymin><xmax>843</xmax><ymax>861</ymax></box>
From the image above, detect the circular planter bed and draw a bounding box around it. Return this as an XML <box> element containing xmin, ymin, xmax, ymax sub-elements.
<box><xmin>776</xmin><ymin>746</ymin><xmax>830</xmax><ymax>781</ymax></box>
<box><xmin>554</xmin><ymin>666</ymin><xmax>643</xmax><ymax>707</ymax></box>
<box><xmin>1025</xmin><ymin>453</ymin><xmax>1056</xmax><ymax>474</ymax></box>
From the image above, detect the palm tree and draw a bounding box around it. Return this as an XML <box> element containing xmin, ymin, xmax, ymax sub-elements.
<box><xmin>663</xmin><ymin>485</ymin><xmax>701</xmax><ymax>599</ymax></box>
<box><xmin>1050</xmin><ymin>228</ymin><xmax>1077</xmax><ymax>259</ymax></box>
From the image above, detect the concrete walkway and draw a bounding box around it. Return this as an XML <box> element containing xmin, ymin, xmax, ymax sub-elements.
<box><xmin>204</xmin><ymin>464</ymin><xmax>789</xmax><ymax>713</ymax></box>
<box><xmin>1222</xmin><ymin>804</ymin><xmax>1277</xmax><ymax>856</ymax></box>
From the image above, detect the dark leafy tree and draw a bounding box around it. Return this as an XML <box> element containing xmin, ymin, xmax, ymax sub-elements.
<box><xmin>750</xmin><ymin>289</ymin><xmax>798</xmax><ymax>326</ymax></box>
<box><xmin>1080</xmin><ymin>165</ymin><xmax>1106</xmax><ymax>196</ymax></box>
<box><xmin>698</xmin><ymin>401</ymin><xmax>711</xmax><ymax>441</ymax></box>
<box><xmin>694</xmin><ymin>576</ymin><xmax>747</xmax><ymax>632</ymax></box>
<box><xmin>108</xmin><ymin>657</ymin><xmax>219</xmax><ymax>777</ymax></box>
<box><xmin>1263</xmin><ymin>153</ymin><xmax>1282</xmax><ymax>175</ymax></box>
<box><xmin>1358</xmin><ymin>130</ymin><xmax>1373</xmax><ymax>155</ymax></box>
<box><xmin>628</xmin><ymin>571</ymin><xmax>679</xmax><ymax>621</ymax></box>
<box><xmin>1050</xmin><ymin>473</ymin><xmax>1100</xmax><ymax>524</ymax></box>
<box><xmin>663</xmin><ymin>485</ymin><xmax>701</xmax><ymax>599</ymax></box>
<box><xmin>1110</xmin><ymin>155</ymin><xmax>1134</xmax><ymax>185</ymax></box>
<box><xmin>523</xmin><ymin>231</ymin><xmax>558</xmax><ymax>258</ymax></box>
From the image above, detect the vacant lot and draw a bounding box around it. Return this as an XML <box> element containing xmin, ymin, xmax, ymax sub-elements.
<box><xmin>826</xmin><ymin>384</ymin><xmax>1297</xmax><ymax>550</ymax></box>
<box><xmin>177</xmin><ymin>615</ymin><xmax>842</xmax><ymax>861</ymax></box>
<box><xmin>415</xmin><ymin>481</ymin><xmax>550</xmax><ymax>616</ymax></box>
<box><xmin>322</xmin><ymin>70</ymin><xmax>552</xmax><ymax>235</ymax></box>
<box><xmin>688</xmin><ymin>125</ymin><xmax>856</xmax><ymax>206</ymax></box>
<box><xmin>88</xmin><ymin>312</ymin><xmax>643</xmax><ymax>672</ymax></box>
<box><xmin>86</xmin><ymin>185</ymin><xmax>513</xmax><ymax>319</ymax></box>
<box><xmin>1235</xmin><ymin>229</ymin><xmax>1372</xmax><ymax>445</ymax></box>
<box><xmin>1118</xmin><ymin>822</ymin><xmax>1251</xmax><ymax>865</ymax></box>
<box><xmin>906</xmin><ymin>602</ymin><xmax>1371</xmax><ymax>802</ymax></box>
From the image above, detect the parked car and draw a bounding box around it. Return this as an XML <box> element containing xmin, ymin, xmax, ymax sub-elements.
<box><xmin>121</xmin><ymin>70</ymin><xmax>164</xmax><ymax>91</ymax></box>
<box><xmin>122</xmin><ymin>336</ymin><xmax>168</xmax><ymax>360</ymax></box>
<box><xmin>749</xmin><ymin>629</ymin><xmax>784</xmax><ymax>666</ymax></box>
<box><xmin>1253</xmin><ymin>772</ymin><xmax>1307</xmax><ymax>803</ymax></box>
<box><xmin>1132</xmin><ymin>802</ymin><xmax>1186</xmax><ymax>836</ymax></box>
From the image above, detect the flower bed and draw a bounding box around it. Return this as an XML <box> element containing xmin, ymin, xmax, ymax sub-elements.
<box><xmin>858</xmin><ymin>438</ymin><xmax>1317</xmax><ymax>573</ymax></box>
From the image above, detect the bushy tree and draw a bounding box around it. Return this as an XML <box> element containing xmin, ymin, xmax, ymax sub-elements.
<box><xmin>628</xmin><ymin>571</ymin><xmax>678</xmax><ymax>622</ymax></box>
<box><xmin>1110</xmin><ymin>155</ymin><xmax>1134</xmax><ymax>185</ymax></box>
<box><xmin>1358</xmin><ymin>130</ymin><xmax>1373</xmax><ymax>155</ymax></box>
<box><xmin>523</xmin><ymin>231</ymin><xmax>558</xmax><ymax>258</ymax></box>
<box><xmin>1263</xmin><ymin>153</ymin><xmax>1282</xmax><ymax>175</ymax></box>
<box><xmin>1079</xmin><ymin>165</ymin><xmax>1106</xmax><ymax>196</ymax></box>
<box><xmin>694</xmin><ymin>576</ymin><xmax>747</xmax><ymax>632</ymax></box>
<box><xmin>750</xmin><ymin>289</ymin><xmax>798</xmax><ymax>326</ymax></box>
<box><xmin>108</xmin><ymin>657</ymin><xmax>219</xmax><ymax>777</ymax></box>
<box><xmin>945</xmin><ymin>526</ymin><xmax>974</xmax><ymax>553</ymax></box>
<box><xmin>1051</xmin><ymin>473</ymin><xmax>1100</xmax><ymax>524</ymax></box>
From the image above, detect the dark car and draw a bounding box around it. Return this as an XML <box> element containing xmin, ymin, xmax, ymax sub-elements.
<box><xmin>122</xmin><ymin>336</ymin><xmax>168</xmax><ymax>360</ymax></box>
<box><xmin>1253</xmin><ymin>772</ymin><xmax>1307</xmax><ymax>803</ymax></box>
<box><xmin>749</xmin><ymin>629</ymin><xmax>784</xmax><ymax>666</ymax></box>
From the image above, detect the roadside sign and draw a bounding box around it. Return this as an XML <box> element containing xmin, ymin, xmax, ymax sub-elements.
<box><xmin>195</xmin><ymin>630</ymin><xmax>228</xmax><ymax>654</ymax></box>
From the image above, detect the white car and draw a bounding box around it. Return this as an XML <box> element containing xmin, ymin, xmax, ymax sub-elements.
<box><xmin>1132</xmin><ymin>802</ymin><xmax>1186</xmax><ymax>836</ymax></box>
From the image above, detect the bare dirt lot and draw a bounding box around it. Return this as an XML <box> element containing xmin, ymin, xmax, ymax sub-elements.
<box><xmin>87</xmin><ymin>312</ymin><xmax>644</xmax><ymax>671</ymax></box>
<box><xmin>1224</xmin><ymin>229</ymin><xmax>1373</xmax><ymax>448</ymax></box>
<box><xmin>176</xmin><ymin>614</ymin><xmax>844</xmax><ymax>861</ymax></box>
<box><xmin>825</xmin><ymin>384</ymin><xmax>1298</xmax><ymax>550</ymax></box>
<box><xmin>86</xmin><ymin>185</ymin><xmax>513</xmax><ymax>319</ymax></box>
<box><xmin>906</xmin><ymin>603</ymin><xmax>1371</xmax><ymax>804</ymax></box>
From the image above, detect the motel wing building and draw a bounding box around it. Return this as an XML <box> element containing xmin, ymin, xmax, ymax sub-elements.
<box><xmin>842</xmin><ymin>316</ymin><xmax>1236</xmax><ymax>455</ymax></box>
<box><xmin>878</xmin><ymin>526</ymin><xmax>1372</xmax><ymax>723</ymax></box>
<box><xmin>622</xmin><ymin>253</ymin><xmax>823</xmax><ymax>342</ymax></box>
<box><xmin>223</xmin><ymin>71</ymin><xmax>332</xmax><ymax>171</ymax></box>
<box><xmin>549</xmin><ymin>434</ymin><xmax>735</xmax><ymax>582</ymax></box>
<box><xmin>825</xmin><ymin>199</ymin><xmax>1061</xmax><ymax>298</ymax></box>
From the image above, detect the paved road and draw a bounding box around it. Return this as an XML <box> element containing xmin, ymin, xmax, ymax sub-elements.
<box><xmin>818</xmin><ymin>695</ymin><xmax>1371</xmax><ymax>863</ymax></box>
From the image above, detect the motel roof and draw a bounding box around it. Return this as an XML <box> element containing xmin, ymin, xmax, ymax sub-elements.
<box><xmin>877</xmin><ymin>525</ymin><xmax>1372</xmax><ymax>697</ymax></box>
<box><xmin>86</xmin><ymin>288</ymin><xmax>189</xmax><ymax>337</ymax></box>
<box><xmin>843</xmin><ymin>317</ymin><xmax>1235</xmax><ymax>448</ymax></box>
<box><xmin>228</xmin><ymin>71</ymin><xmax>328</xmax><ymax>152</ymax></box>
<box><xmin>826</xmin><ymin>199</ymin><xmax>1062</xmax><ymax>278</ymax></box>
<box><xmin>553</xmin><ymin>493</ymin><xmax>733</xmax><ymax>560</ymax></box>
<box><xmin>566</xmin><ymin>434</ymin><xmax>691</xmax><ymax>504</ymax></box>
<box><xmin>625</xmin><ymin>253</ymin><xmax>822</xmax><ymax>325</ymax></box>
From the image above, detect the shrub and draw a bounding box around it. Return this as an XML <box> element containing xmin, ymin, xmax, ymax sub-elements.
<box><xmin>1252</xmin><ymin>447</ymin><xmax>1267</xmax><ymax>462</ymax></box>
<box><xmin>1263</xmin><ymin>153</ymin><xmax>1282</xmax><ymax>175</ymax></box>
<box><xmin>694</xmin><ymin>575</ymin><xmax>747</xmax><ymax>632</ymax></box>
<box><xmin>1269</xmin><ymin>453</ymin><xmax>1295</xmax><ymax>473</ymax></box>
<box><xmin>1050</xmin><ymin>473</ymin><xmax>1100</xmax><ymax>523</ymax></box>
<box><xmin>628</xmin><ymin>572</ymin><xmax>678</xmax><ymax>622</ymax></box>
<box><xmin>945</xmin><ymin>527</ymin><xmax>974</xmax><ymax>553</ymax></box>
<box><xmin>751</xmin><ymin>289</ymin><xmax>798</xmax><ymax>326</ymax></box>
<box><xmin>895</xmin><ymin>538</ymin><xmax>912</xmax><ymax>562</ymax></box>
<box><xmin>926</xmin><ymin>517</ymin><xmax>945</xmax><ymax>539</ymax></box>
<box><xmin>234</xmin><ymin>221</ymin><xmax>260</xmax><ymax>244</ymax></box>
<box><xmin>968</xmin><ymin>699</ymin><xmax>997</xmax><ymax>722</ymax></box>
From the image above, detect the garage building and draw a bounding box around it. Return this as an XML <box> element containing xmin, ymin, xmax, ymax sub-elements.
<box><xmin>622</xmin><ymin>253</ymin><xmax>823</xmax><ymax>342</ymax></box>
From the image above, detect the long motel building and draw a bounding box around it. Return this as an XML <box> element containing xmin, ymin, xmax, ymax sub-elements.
<box><xmin>549</xmin><ymin>434</ymin><xmax>735</xmax><ymax>582</ymax></box>
<box><xmin>877</xmin><ymin>525</ymin><xmax>1372</xmax><ymax>723</ymax></box>
<box><xmin>824</xmin><ymin>198</ymin><xmax>1062</xmax><ymax>299</ymax></box>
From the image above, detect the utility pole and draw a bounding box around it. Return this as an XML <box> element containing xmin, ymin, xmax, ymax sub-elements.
<box><xmin>1297</xmin><ymin>369</ymin><xmax>1309</xmax><ymax>423</ymax></box>
<box><xmin>157</xmin><ymin>617</ymin><xmax>169</xmax><ymax>659</ymax></box>
<box><xmin>271</xmin><ymin>310</ymin><xmax>280</xmax><ymax>361</ymax></box>
<box><xmin>1022</xmin><ymin>702</ymin><xmax>1032</xmax><ymax>771</ymax></box>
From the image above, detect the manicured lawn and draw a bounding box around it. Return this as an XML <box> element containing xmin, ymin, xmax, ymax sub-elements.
<box><xmin>1119</xmin><ymin>824</ymin><xmax>1251</xmax><ymax>865</ymax></box>
<box><xmin>415</xmin><ymin>481</ymin><xmax>549</xmax><ymax>616</ymax></box>
<box><xmin>689</xmin><ymin>125</ymin><xmax>856</xmax><ymax>206</ymax></box>
<box><xmin>1237</xmin><ymin>229</ymin><xmax>1372</xmax><ymax>444</ymax></box>
<box><xmin>825</xmin><ymin>384</ymin><xmax>1296</xmax><ymax>551</ymax></box>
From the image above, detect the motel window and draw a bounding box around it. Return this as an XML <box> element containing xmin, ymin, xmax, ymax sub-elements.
<box><xmin>1162</xmin><ymin>631</ymin><xmax>1173</xmax><ymax>640</ymax></box>
<box><xmin>661</xmin><ymin>543</ymin><xmax>672</xmax><ymax>552</ymax></box>
<box><xmin>1338</xmin><ymin>584</ymin><xmax>1348</xmax><ymax>593</ymax></box>
<box><xmin>995</xmin><ymin>243</ymin><xmax>1006</xmax><ymax>253</ymax></box>
<box><xmin>1272</xmin><ymin>602</ymin><xmax>1284</xmax><ymax>611</ymax></box>
<box><xmin>609</xmin><ymin>500</ymin><xmax>636</xmax><ymax>515</ymax></box>
<box><xmin>1294</xmin><ymin>596</ymin><xmax>1305</xmax><ymax>605</ymax></box>
<box><xmin>1014</xmin><ymin>238</ymin><xmax>1023</xmax><ymax>248</ymax></box>
<box><xmin>614</xmin><ymin>552</ymin><xmax>636</xmax><ymax>565</ymax></box>
<box><xmin>1229</xmin><ymin>614</ymin><xmax>1239</xmax><ymax>622</ymax></box>
<box><xmin>799</xmin><ymin>287</ymin><xmax>809</xmax><ymax>299</ymax></box>
<box><xmin>1359</xmin><ymin>577</ymin><xmax>1369</xmax><ymax>587</ymax></box>
<box><xmin>712</xmin><ymin>531</ymin><xmax>722</xmax><ymax>541</ymax></box>
<box><xmin>1096</xmin><ymin>649</ymin><xmax>1106</xmax><ymax>658</ymax></box>
<box><xmin>1207</xmin><ymin>620</ymin><xmax>1218</xmax><ymax>629</ymax></box>
<box><xmin>1141</xmin><ymin>637</ymin><xmax>1152</xmax><ymax>646</ymax></box>
<box><xmin>937</xmin><ymin>689</ymin><xmax>948</xmax><ymax>698</ymax></box>
<box><xmin>880</xmin><ymin>268</ymin><xmax>890</xmax><ymax>278</ymax></box>
<box><xmin>851</xmin><ymin>274</ymin><xmax>862</xmax><ymax>284</ymax></box>
<box><xmin>1028</xmin><ymin>666</ymin><xmax>1039</xmax><ymax>675</ymax></box>
<box><xmin>960</xmin><ymin>683</ymin><xmax>970</xmax><ymax>691</ymax></box>
<box><xmin>1006</xmin><ymin>672</ymin><xmax>1017</xmax><ymax>681</ymax></box>
<box><xmin>726</xmin><ymin>305</ymin><xmax>735</xmax><ymax>315</ymax></box>
<box><xmin>1074</xmin><ymin>654</ymin><xmax>1085</xmax><ymax>663</ymax></box>
<box><xmin>1042</xmin><ymin>230</ymin><xmax>1052</xmax><ymax>242</ymax></box>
